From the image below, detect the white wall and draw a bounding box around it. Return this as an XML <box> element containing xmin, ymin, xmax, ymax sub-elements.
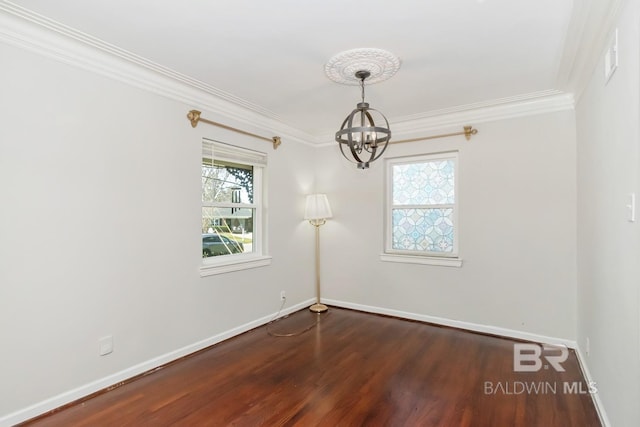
<box><xmin>575</xmin><ymin>0</ymin><xmax>640</xmax><ymax>424</ymax></box>
<box><xmin>317</xmin><ymin>111</ymin><xmax>578</xmax><ymax>341</ymax></box>
<box><xmin>0</xmin><ymin>42</ymin><xmax>316</xmax><ymax>420</ymax></box>
<box><xmin>3</xmin><ymin>3</ymin><xmax>637</xmax><ymax>425</ymax></box>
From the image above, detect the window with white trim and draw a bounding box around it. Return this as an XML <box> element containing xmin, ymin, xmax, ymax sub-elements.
<box><xmin>201</xmin><ymin>139</ymin><xmax>270</xmax><ymax>275</ymax></box>
<box><xmin>384</xmin><ymin>152</ymin><xmax>460</xmax><ymax>265</ymax></box>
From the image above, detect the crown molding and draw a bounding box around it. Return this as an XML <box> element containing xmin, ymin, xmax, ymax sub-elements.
<box><xmin>392</xmin><ymin>90</ymin><xmax>574</xmax><ymax>132</ymax></box>
<box><xmin>0</xmin><ymin>2</ymin><xmax>316</xmax><ymax>146</ymax></box>
<box><xmin>316</xmin><ymin>90</ymin><xmax>575</xmax><ymax>145</ymax></box>
<box><xmin>0</xmin><ymin>1</ymin><xmax>577</xmax><ymax>149</ymax></box>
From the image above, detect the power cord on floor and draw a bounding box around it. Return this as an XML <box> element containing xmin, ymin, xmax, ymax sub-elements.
<box><xmin>266</xmin><ymin>297</ymin><xmax>328</xmax><ymax>337</ymax></box>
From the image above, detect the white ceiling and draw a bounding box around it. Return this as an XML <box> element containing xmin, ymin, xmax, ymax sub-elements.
<box><xmin>3</xmin><ymin>1</ymin><xmax>605</xmax><ymax>139</ymax></box>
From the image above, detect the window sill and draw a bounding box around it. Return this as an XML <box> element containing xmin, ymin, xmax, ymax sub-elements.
<box><xmin>200</xmin><ymin>255</ymin><xmax>272</xmax><ymax>277</ymax></box>
<box><xmin>380</xmin><ymin>253</ymin><xmax>463</xmax><ymax>268</ymax></box>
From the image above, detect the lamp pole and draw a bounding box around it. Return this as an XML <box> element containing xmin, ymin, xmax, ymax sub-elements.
<box><xmin>304</xmin><ymin>194</ymin><xmax>332</xmax><ymax>313</ymax></box>
<box><xmin>309</xmin><ymin>219</ymin><xmax>328</xmax><ymax>313</ymax></box>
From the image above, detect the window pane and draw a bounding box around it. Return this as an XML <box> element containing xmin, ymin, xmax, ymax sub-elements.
<box><xmin>202</xmin><ymin>207</ymin><xmax>254</xmax><ymax>257</ymax></box>
<box><xmin>392</xmin><ymin>160</ymin><xmax>454</xmax><ymax>205</ymax></box>
<box><xmin>392</xmin><ymin>208</ymin><xmax>454</xmax><ymax>253</ymax></box>
<box><xmin>202</xmin><ymin>160</ymin><xmax>254</xmax><ymax>204</ymax></box>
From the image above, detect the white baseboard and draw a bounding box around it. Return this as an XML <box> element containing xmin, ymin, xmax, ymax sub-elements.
<box><xmin>574</xmin><ymin>346</ymin><xmax>611</xmax><ymax>427</ymax></box>
<box><xmin>0</xmin><ymin>298</ymin><xmax>314</xmax><ymax>427</ymax></box>
<box><xmin>4</xmin><ymin>299</ymin><xmax>606</xmax><ymax>427</ymax></box>
<box><xmin>323</xmin><ymin>299</ymin><xmax>578</xmax><ymax>348</ymax></box>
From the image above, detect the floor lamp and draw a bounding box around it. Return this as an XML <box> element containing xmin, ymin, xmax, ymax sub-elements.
<box><xmin>304</xmin><ymin>194</ymin><xmax>333</xmax><ymax>313</ymax></box>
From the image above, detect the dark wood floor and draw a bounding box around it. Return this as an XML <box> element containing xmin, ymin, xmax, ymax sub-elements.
<box><xmin>22</xmin><ymin>308</ymin><xmax>600</xmax><ymax>426</ymax></box>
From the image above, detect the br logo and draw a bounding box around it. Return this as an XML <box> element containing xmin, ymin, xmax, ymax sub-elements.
<box><xmin>513</xmin><ymin>343</ymin><xmax>569</xmax><ymax>372</ymax></box>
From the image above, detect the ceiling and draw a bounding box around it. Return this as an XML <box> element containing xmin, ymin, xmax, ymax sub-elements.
<box><xmin>3</xmin><ymin>1</ymin><xmax>606</xmax><ymax>140</ymax></box>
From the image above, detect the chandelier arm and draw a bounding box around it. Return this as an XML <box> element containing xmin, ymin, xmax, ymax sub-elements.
<box><xmin>339</xmin><ymin>140</ymin><xmax>360</xmax><ymax>164</ymax></box>
<box><xmin>368</xmin><ymin>143</ymin><xmax>378</xmax><ymax>159</ymax></box>
<box><xmin>366</xmin><ymin>113</ymin><xmax>391</xmax><ymax>160</ymax></box>
<box><xmin>369</xmin><ymin>135</ymin><xmax>391</xmax><ymax>162</ymax></box>
<box><xmin>347</xmin><ymin>141</ymin><xmax>365</xmax><ymax>165</ymax></box>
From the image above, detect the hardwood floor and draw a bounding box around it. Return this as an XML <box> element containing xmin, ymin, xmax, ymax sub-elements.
<box><xmin>22</xmin><ymin>308</ymin><xmax>601</xmax><ymax>426</ymax></box>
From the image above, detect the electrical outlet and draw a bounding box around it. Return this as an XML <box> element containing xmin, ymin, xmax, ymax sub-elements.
<box><xmin>99</xmin><ymin>335</ymin><xmax>113</xmax><ymax>356</ymax></box>
<box><xmin>586</xmin><ymin>337</ymin><xmax>590</xmax><ymax>356</ymax></box>
<box><xmin>604</xmin><ymin>28</ymin><xmax>618</xmax><ymax>83</ymax></box>
<box><xmin>627</xmin><ymin>193</ymin><xmax>636</xmax><ymax>222</ymax></box>
<box><xmin>280</xmin><ymin>290</ymin><xmax>286</xmax><ymax>301</ymax></box>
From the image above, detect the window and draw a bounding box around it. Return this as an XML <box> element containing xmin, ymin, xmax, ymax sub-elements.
<box><xmin>201</xmin><ymin>139</ymin><xmax>270</xmax><ymax>276</ymax></box>
<box><xmin>382</xmin><ymin>152</ymin><xmax>461</xmax><ymax>267</ymax></box>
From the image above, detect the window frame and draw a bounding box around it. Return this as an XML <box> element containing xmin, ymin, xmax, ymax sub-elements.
<box><xmin>381</xmin><ymin>151</ymin><xmax>462</xmax><ymax>267</ymax></box>
<box><xmin>200</xmin><ymin>139</ymin><xmax>271</xmax><ymax>277</ymax></box>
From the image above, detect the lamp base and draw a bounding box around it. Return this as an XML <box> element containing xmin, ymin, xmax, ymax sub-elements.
<box><xmin>309</xmin><ymin>303</ymin><xmax>328</xmax><ymax>313</ymax></box>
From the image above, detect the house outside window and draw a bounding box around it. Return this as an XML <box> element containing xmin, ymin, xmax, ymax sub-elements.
<box><xmin>201</xmin><ymin>139</ymin><xmax>271</xmax><ymax>276</ymax></box>
<box><xmin>382</xmin><ymin>151</ymin><xmax>462</xmax><ymax>267</ymax></box>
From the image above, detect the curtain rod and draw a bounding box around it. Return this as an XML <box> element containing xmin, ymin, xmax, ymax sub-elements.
<box><xmin>391</xmin><ymin>126</ymin><xmax>478</xmax><ymax>144</ymax></box>
<box><xmin>187</xmin><ymin>110</ymin><xmax>282</xmax><ymax>150</ymax></box>
<box><xmin>187</xmin><ymin>108</ymin><xmax>475</xmax><ymax>149</ymax></box>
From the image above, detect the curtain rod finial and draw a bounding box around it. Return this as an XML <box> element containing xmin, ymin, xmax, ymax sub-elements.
<box><xmin>187</xmin><ymin>110</ymin><xmax>201</xmax><ymax>128</ymax></box>
<box><xmin>272</xmin><ymin>136</ymin><xmax>282</xmax><ymax>150</ymax></box>
<box><xmin>464</xmin><ymin>126</ymin><xmax>478</xmax><ymax>140</ymax></box>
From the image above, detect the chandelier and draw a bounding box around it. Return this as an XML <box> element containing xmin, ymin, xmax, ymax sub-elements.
<box><xmin>335</xmin><ymin>70</ymin><xmax>391</xmax><ymax>169</ymax></box>
<box><xmin>325</xmin><ymin>48</ymin><xmax>399</xmax><ymax>169</ymax></box>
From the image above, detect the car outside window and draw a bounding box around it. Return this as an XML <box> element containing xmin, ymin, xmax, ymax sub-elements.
<box><xmin>201</xmin><ymin>140</ymin><xmax>266</xmax><ymax>265</ymax></box>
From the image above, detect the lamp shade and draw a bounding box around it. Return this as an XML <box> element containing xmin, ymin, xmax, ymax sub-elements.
<box><xmin>304</xmin><ymin>194</ymin><xmax>333</xmax><ymax>220</ymax></box>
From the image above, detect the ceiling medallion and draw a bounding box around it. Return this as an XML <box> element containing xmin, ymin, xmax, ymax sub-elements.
<box><xmin>324</xmin><ymin>48</ymin><xmax>401</xmax><ymax>85</ymax></box>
